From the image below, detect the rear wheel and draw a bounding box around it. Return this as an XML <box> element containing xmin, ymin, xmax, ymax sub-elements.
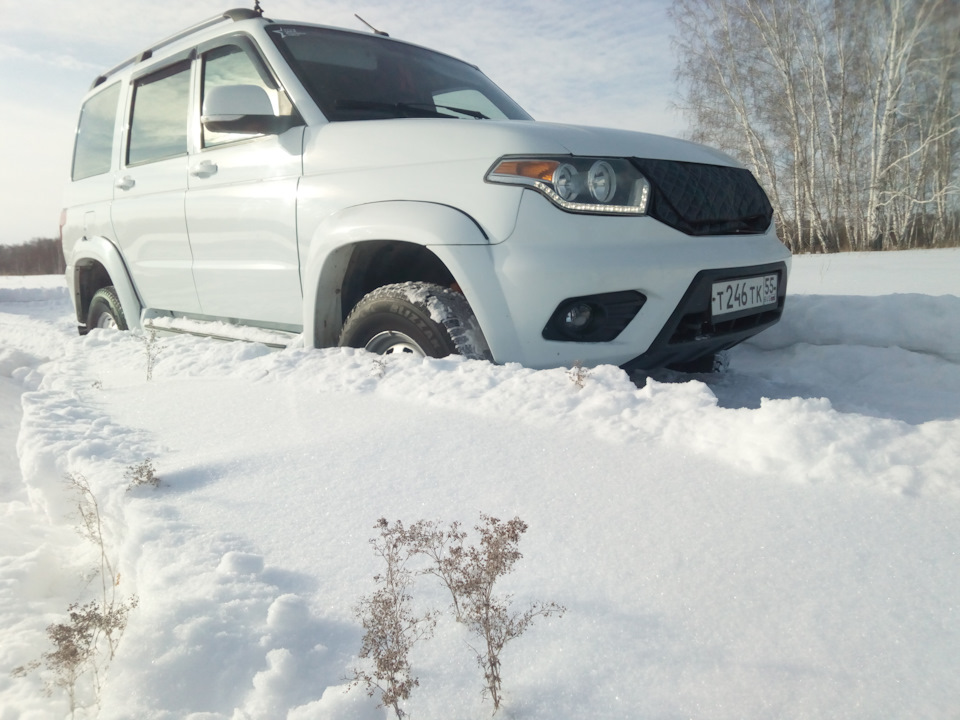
<box><xmin>86</xmin><ymin>286</ymin><xmax>127</xmax><ymax>332</ymax></box>
<box><xmin>339</xmin><ymin>282</ymin><xmax>490</xmax><ymax>360</ymax></box>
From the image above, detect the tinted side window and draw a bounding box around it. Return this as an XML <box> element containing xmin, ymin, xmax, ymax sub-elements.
<box><xmin>72</xmin><ymin>83</ymin><xmax>121</xmax><ymax>181</ymax></box>
<box><xmin>127</xmin><ymin>61</ymin><xmax>191</xmax><ymax>165</ymax></box>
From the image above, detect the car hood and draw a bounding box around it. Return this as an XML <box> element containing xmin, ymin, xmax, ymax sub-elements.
<box><xmin>511</xmin><ymin>120</ymin><xmax>740</xmax><ymax>166</ymax></box>
<box><xmin>305</xmin><ymin>118</ymin><xmax>742</xmax><ymax>171</ymax></box>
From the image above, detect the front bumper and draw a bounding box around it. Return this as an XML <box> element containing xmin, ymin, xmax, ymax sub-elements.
<box><xmin>433</xmin><ymin>190</ymin><xmax>791</xmax><ymax>369</ymax></box>
<box><xmin>620</xmin><ymin>261</ymin><xmax>787</xmax><ymax>371</ymax></box>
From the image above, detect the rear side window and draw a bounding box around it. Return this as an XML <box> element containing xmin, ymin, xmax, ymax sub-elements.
<box><xmin>72</xmin><ymin>83</ymin><xmax>120</xmax><ymax>181</ymax></box>
<box><xmin>127</xmin><ymin>61</ymin><xmax>191</xmax><ymax>165</ymax></box>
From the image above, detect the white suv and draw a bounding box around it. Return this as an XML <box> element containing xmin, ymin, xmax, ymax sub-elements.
<box><xmin>62</xmin><ymin>7</ymin><xmax>790</xmax><ymax>372</ymax></box>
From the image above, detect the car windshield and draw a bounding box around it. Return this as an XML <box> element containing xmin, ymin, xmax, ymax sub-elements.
<box><xmin>267</xmin><ymin>25</ymin><xmax>532</xmax><ymax>122</ymax></box>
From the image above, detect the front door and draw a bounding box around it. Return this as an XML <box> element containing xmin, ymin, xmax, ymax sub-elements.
<box><xmin>184</xmin><ymin>41</ymin><xmax>303</xmax><ymax>328</ymax></box>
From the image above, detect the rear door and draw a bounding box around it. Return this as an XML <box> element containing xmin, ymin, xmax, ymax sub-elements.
<box><xmin>110</xmin><ymin>55</ymin><xmax>202</xmax><ymax>313</ymax></box>
<box><xmin>184</xmin><ymin>38</ymin><xmax>304</xmax><ymax>328</ymax></box>
<box><xmin>64</xmin><ymin>81</ymin><xmax>122</xmax><ymax>260</ymax></box>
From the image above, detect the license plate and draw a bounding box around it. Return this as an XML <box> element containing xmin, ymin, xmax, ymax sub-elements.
<box><xmin>711</xmin><ymin>274</ymin><xmax>778</xmax><ymax>318</ymax></box>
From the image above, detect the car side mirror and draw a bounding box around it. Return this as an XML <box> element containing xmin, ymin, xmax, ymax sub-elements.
<box><xmin>201</xmin><ymin>84</ymin><xmax>294</xmax><ymax>135</ymax></box>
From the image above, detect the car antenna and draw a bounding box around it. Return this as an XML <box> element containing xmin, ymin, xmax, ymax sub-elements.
<box><xmin>354</xmin><ymin>14</ymin><xmax>389</xmax><ymax>37</ymax></box>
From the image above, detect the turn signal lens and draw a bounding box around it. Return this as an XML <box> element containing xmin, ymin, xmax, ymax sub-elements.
<box><xmin>490</xmin><ymin>159</ymin><xmax>558</xmax><ymax>182</ymax></box>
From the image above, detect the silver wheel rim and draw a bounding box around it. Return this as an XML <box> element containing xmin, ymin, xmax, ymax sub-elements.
<box><xmin>97</xmin><ymin>313</ymin><xmax>118</xmax><ymax>330</ymax></box>
<box><xmin>365</xmin><ymin>331</ymin><xmax>426</xmax><ymax>357</ymax></box>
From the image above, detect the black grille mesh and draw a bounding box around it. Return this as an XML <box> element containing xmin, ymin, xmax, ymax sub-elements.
<box><xmin>632</xmin><ymin>159</ymin><xmax>773</xmax><ymax>236</ymax></box>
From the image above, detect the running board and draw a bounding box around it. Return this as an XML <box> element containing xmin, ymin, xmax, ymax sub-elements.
<box><xmin>142</xmin><ymin>315</ymin><xmax>302</xmax><ymax>349</ymax></box>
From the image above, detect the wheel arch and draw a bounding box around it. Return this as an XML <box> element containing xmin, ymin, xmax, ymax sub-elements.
<box><xmin>68</xmin><ymin>236</ymin><xmax>143</xmax><ymax>332</ymax></box>
<box><xmin>300</xmin><ymin>201</ymin><xmax>488</xmax><ymax>348</ymax></box>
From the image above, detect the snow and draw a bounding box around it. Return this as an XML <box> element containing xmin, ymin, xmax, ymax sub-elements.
<box><xmin>143</xmin><ymin>315</ymin><xmax>298</xmax><ymax>348</ymax></box>
<box><xmin>1</xmin><ymin>249</ymin><xmax>959</xmax><ymax>719</ymax></box>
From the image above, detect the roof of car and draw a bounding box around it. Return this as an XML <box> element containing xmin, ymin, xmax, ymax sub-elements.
<box><xmin>89</xmin><ymin>7</ymin><xmax>479</xmax><ymax>92</ymax></box>
<box><xmin>91</xmin><ymin>8</ymin><xmax>265</xmax><ymax>89</ymax></box>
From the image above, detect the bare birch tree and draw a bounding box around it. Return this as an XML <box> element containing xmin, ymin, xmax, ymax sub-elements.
<box><xmin>671</xmin><ymin>0</ymin><xmax>960</xmax><ymax>252</ymax></box>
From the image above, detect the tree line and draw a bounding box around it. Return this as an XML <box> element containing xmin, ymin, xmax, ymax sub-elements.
<box><xmin>0</xmin><ymin>238</ymin><xmax>66</xmax><ymax>275</ymax></box>
<box><xmin>671</xmin><ymin>0</ymin><xmax>959</xmax><ymax>252</ymax></box>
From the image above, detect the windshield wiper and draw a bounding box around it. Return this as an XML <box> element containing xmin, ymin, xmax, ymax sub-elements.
<box><xmin>334</xmin><ymin>100</ymin><xmax>488</xmax><ymax>119</ymax></box>
<box><xmin>418</xmin><ymin>103</ymin><xmax>488</xmax><ymax>119</ymax></box>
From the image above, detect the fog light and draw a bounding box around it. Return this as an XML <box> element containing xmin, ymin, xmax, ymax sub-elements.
<box><xmin>564</xmin><ymin>302</ymin><xmax>593</xmax><ymax>330</ymax></box>
<box><xmin>544</xmin><ymin>291</ymin><xmax>646</xmax><ymax>342</ymax></box>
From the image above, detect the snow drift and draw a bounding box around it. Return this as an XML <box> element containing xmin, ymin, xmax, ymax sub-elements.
<box><xmin>1</xmin><ymin>250</ymin><xmax>958</xmax><ymax>719</ymax></box>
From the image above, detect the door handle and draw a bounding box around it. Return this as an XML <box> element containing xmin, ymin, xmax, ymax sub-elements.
<box><xmin>190</xmin><ymin>160</ymin><xmax>218</xmax><ymax>178</ymax></box>
<box><xmin>115</xmin><ymin>175</ymin><xmax>136</xmax><ymax>191</ymax></box>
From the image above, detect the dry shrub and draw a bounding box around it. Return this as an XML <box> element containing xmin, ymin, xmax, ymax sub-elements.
<box><xmin>354</xmin><ymin>514</ymin><xmax>564</xmax><ymax>715</ymax></box>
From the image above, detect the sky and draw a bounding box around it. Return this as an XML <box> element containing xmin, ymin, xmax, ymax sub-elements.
<box><xmin>0</xmin><ymin>0</ymin><xmax>685</xmax><ymax>247</ymax></box>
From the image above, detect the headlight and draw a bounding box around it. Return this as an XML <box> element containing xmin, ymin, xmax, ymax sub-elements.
<box><xmin>587</xmin><ymin>161</ymin><xmax>617</xmax><ymax>203</ymax></box>
<box><xmin>486</xmin><ymin>156</ymin><xmax>650</xmax><ymax>215</ymax></box>
<box><xmin>553</xmin><ymin>163</ymin><xmax>582</xmax><ymax>201</ymax></box>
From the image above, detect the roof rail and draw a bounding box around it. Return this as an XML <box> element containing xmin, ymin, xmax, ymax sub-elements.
<box><xmin>90</xmin><ymin>8</ymin><xmax>266</xmax><ymax>89</ymax></box>
<box><xmin>225</xmin><ymin>8</ymin><xmax>261</xmax><ymax>21</ymax></box>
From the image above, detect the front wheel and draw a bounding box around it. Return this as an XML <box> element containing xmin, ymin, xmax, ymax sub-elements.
<box><xmin>86</xmin><ymin>286</ymin><xmax>128</xmax><ymax>332</ymax></box>
<box><xmin>339</xmin><ymin>282</ymin><xmax>490</xmax><ymax>360</ymax></box>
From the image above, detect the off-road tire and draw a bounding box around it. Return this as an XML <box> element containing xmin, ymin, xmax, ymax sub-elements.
<box><xmin>339</xmin><ymin>282</ymin><xmax>491</xmax><ymax>360</ymax></box>
<box><xmin>86</xmin><ymin>286</ymin><xmax>128</xmax><ymax>332</ymax></box>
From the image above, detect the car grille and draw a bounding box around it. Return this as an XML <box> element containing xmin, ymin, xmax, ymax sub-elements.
<box><xmin>632</xmin><ymin>159</ymin><xmax>773</xmax><ymax>236</ymax></box>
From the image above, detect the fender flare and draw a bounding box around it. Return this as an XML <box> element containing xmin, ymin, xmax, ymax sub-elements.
<box><xmin>300</xmin><ymin>201</ymin><xmax>489</xmax><ymax>348</ymax></box>
<box><xmin>69</xmin><ymin>236</ymin><xmax>143</xmax><ymax>330</ymax></box>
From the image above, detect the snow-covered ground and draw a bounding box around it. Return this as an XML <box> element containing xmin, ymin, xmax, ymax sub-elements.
<box><xmin>1</xmin><ymin>249</ymin><xmax>958</xmax><ymax>719</ymax></box>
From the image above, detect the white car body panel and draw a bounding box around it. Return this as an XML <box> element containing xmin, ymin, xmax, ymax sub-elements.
<box><xmin>480</xmin><ymin>192</ymin><xmax>791</xmax><ymax>367</ymax></box>
<box><xmin>300</xmin><ymin>201</ymin><xmax>491</xmax><ymax>348</ymax></box>
<box><xmin>109</xmin><ymin>154</ymin><xmax>203</xmax><ymax>314</ymax></box>
<box><xmin>186</xmin><ymin>128</ymin><xmax>305</xmax><ymax>325</ymax></box>
<box><xmin>64</xmin><ymin>235</ymin><xmax>143</xmax><ymax>330</ymax></box>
